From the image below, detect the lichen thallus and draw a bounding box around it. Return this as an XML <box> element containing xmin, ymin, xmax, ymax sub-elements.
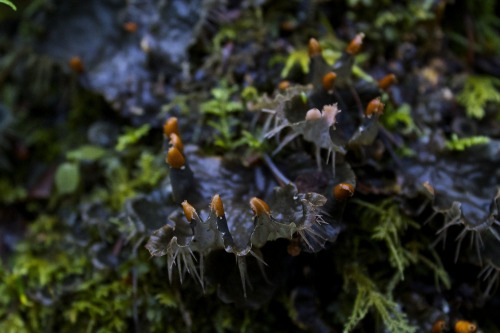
<box><xmin>423</xmin><ymin>182</ymin><xmax>500</xmax><ymax>296</ymax></box>
<box><xmin>145</xmin><ymin>35</ymin><xmax>393</xmax><ymax>297</ymax></box>
<box><xmin>146</xmin><ymin>117</ymin><xmax>354</xmax><ymax>297</ymax></box>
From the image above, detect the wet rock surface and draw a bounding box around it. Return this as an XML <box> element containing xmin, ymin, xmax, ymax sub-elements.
<box><xmin>37</xmin><ymin>0</ymin><xmax>206</xmax><ymax>120</ymax></box>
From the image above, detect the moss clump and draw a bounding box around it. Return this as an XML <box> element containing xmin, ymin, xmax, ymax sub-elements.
<box><xmin>456</xmin><ymin>75</ymin><xmax>500</xmax><ymax>119</ymax></box>
<box><xmin>445</xmin><ymin>133</ymin><xmax>490</xmax><ymax>151</ymax></box>
<box><xmin>342</xmin><ymin>265</ymin><xmax>417</xmax><ymax>333</ymax></box>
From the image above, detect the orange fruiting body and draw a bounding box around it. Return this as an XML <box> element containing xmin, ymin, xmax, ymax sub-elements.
<box><xmin>423</xmin><ymin>181</ymin><xmax>435</xmax><ymax>196</ymax></box>
<box><xmin>211</xmin><ymin>194</ymin><xmax>225</xmax><ymax>218</ymax></box>
<box><xmin>123</xmin><ymin>21</ymin><xmax>138</xmax><ymax>33</ymax></box>
<box><xmin>454</xmin><ymin>320</ymin><xmax>477</xmax><ymax>333</ymax></box>
<box><xmin>166</xmin><ymin>147</ymin><xmax>185</xmax><ymax>169</ymax></box>
<box><xmin>69</xmin><ymin>56</ymin><xmax>84</xmax><ymax>74</ymax></box>
<box><xmin>169</xmin><ymin>133</ymin><xmax>184</xmax><ymax>152</ymax></box>
<box><xmin>378</xmin><ymin>73</ymin><xmax>397</xmax><ymax>90</ymax></box>
<box><xmin>250</xmin><ymin>197</ymin><xmax>271</xmax><ymax>216</ymax></box>
<box><xmin>308</xmin><ymin>38</ymin><xmax>322</xmax><ymax>57</ymax></box>
<box><xmin>278</xmin><ymin>80</ymin><xmax>290</xmax><ymax>90</ymax></box>
<box><xmin>181</xmin><ymin>201</ymin><xmax>196</xmax><ymax>222</ymax></box>
<box><xmin>287</xmin><ymin>238</ymin><xmax>301</xmax><ymax>256</ymax></box>
<box><xmin>345</xmin><ymin>33</ymin><xmax>365</xmax><ymax>55</ymax></box>
<box><xmin>365</xmin><ymin>97</ymin><xmax>385</xmax><ymax>117</ymax></box>
<box><xmin>334</xmin><ymin>183</ymin><xmax>355</xmax><ymax>200</ymax></box>
<box><xmin>163</xmin><ymin>117</ymin><xmax>179</xmax><ymax>137</ymax></box>
<box><xmin>431</xmin><ymin>319</ymin><xmax>447</xmax><ymax>333</ymax></box>
<box><xmin>322</xmin><ymin>71</ymin><xmax>337</xmax><ymax>91</ymax></box>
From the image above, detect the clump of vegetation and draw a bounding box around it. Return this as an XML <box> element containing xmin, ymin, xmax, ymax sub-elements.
<box><xmin>456</xmin><ymin>75</ymin><xmax>500</xmax><ymax>119</ymax></box>
<box><xmin>445</xmin><ymin>133</ymin><xmax>490</xmax><ymax>151</ymax></box>
<box><xmin>339</xmin><ymin>199</ymin><xmax>451</xmax><ymax>332</ymax></box>
<box><xmin>200</xmin><ymin>83</ymin><xmax>246</xmax><ymax>151</ymax></box>
<box><xmin>342</xmin><ymin>265</ymin><xmax>416</xmax><ymax>333</ymax></box>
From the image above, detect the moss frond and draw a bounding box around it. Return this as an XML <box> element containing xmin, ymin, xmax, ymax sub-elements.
<box><xmin>281</xmin><ymin>48</ymin><xmax>310</xmax><ymax>78</ymax></box>
<box><xmin>445</xmin><ymin>133</ymin><xmax>490</xmax><ymax>151</ymax></box>
<box><xmin>456</xmin><ymin>75</ymin><xmax>500</xmax><ymax>119</ymax></box>
<box><xmin>355</xmin><ymin>199</ymin><xmax>419</xmax><ymax>278</ymax></box>
<box><xmin>381</xmin><ymin>103</ymin><xmax>419</xmax><ymax>135</ymax></box>
<box><xmin>115</xmin><ymin>124</ymin><xmax>151</xmax><ymax>152</ymax></box>
<box><xmin>343</xmin><ymin>265</ymin><xmax>417</xmax><ymax>333</ymax></box>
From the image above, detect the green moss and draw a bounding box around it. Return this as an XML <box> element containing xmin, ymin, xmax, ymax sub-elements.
<box><xmin>0</xmin><ymin>179</ymin><xmax>26</xmax><ymax>204</ymax></box>
<box><xmin>448</xmin><ymin>0</ymin><xmax>500</xmax><ymax>54</ymax></box>
<box><xmin>445</xmin><ymin>133</ymin><xmax>490</xmax><ymax>151</ymax></box>
<box><xmin>115</xmin><ymin>124</ymin><xmax>151</xmax><ymax>152</ymax></box>
<box><xmin>381</xmin><ymin>103</ymin><xmax>419</xmax><ymax>135</ymax></box>
<box><xmin>355</xmin><ymin>199</ymin><xmax>420</xmax><ymax>278</ymax></box>
<box><xmin>342</xmin><ymin>265</ymin><xmax>417</xmax><ymax>333</ymax></box>
<box><xmin>339</xmin><ymin>199</ymin><xmax>451</xmax><ymax>331</ymax></box>
<box><xmin>456</xmin><ymin>75</ymin><xmax>500</xmax><ymax>119</ymax></box>
<box><xmin>200</xmin><ymin>83</ymin><xmax>247</xmax><ymax>151</ymax></box>
<box><xmin>281</xmin><ymin>48</ymin><xmax>310</xmax><ymax>78</ymax></box>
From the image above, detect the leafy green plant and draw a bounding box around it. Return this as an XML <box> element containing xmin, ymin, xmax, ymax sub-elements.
<box><xmin>447</xmin><ymin>0</ymin><xmax>500</xmax><ymax>55</ymax></box>
<box><xmin>381</xmin><ymin>103</ymin><xmax>419</xmax><ymax>135</ymax></box>
<box><xmin>0</xmin><ymin>179</ymin><xmax>26</xmax><ymax>204</ymax></box>
<box><xmin>456</xmin><ymin>75</ymin><xmax>500</xmax><ymax>119</ymax></box>
<box><xmin>340</xmin><ymin>199</ymin><xmax>451</xmax><ymax>331</ymax></box>
<box><xmin>0</xmin><ymin>0</ymin><xmax>16</xmax><ymax>10</ymax></box>
<box><xmin>281</xmin><ymin>48</ymin><xmax>310</xmax><ymax>78</ymax></box>
<box><xmin>62</xmin><ymin>130</ymin><xmax>165</xmax><ymax>211</ymax></box>
<box><xmin>354</xmin><ymin>199</ymin><xmax>450</xmax><ymax>285</ymax></box>
<box><xmin>54</xmin><ymin>162</ymin><xmax>80</xmax><ymax>195</ymax></box>
<box><xmin>115</xmin><ymin>124</ymin><xmax>151</xmax><ymax>152</ymax></box>
<box><xmin>445</xmin><ymin>133</ymin><xmax>490</xmax><ymax>151</ymax></box>
<box><xmin>200</xmin><ymin>83</ymin><xmax>245</xmax><ymax>150</ymax></box>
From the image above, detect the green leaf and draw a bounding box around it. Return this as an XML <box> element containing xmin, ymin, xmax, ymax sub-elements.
<box><xmin>115</xmin><ymin>124</ymin><xmax>151</xmax><ymax>152</ymax></box>
<box><xmin>0</xmin><ymin>0</ymin><xmax>16</xmax><ymax>10</ymax></box>
<box><xmin>381</xmin><ymin>103</ymin><xmax>418</xmax><ymax>135</ymax></box>
<box><xmin>155</xmin><ymin>292</ymin><xmax>177</xmax><ymax>308</ymax></box>
<box><xmin>281</xmin><ymin>48</ymin><xmax>309</xmax><ymax>78</ymax></box>
<box><xmin>55</xmin><ymin>162</ymin><xmax>80</xmax><ymax>195</ymax></box>
<box><xmin>66</xmin><ymin>145</ymin><xmax>106</xmax><ymax>161</ymax></box>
